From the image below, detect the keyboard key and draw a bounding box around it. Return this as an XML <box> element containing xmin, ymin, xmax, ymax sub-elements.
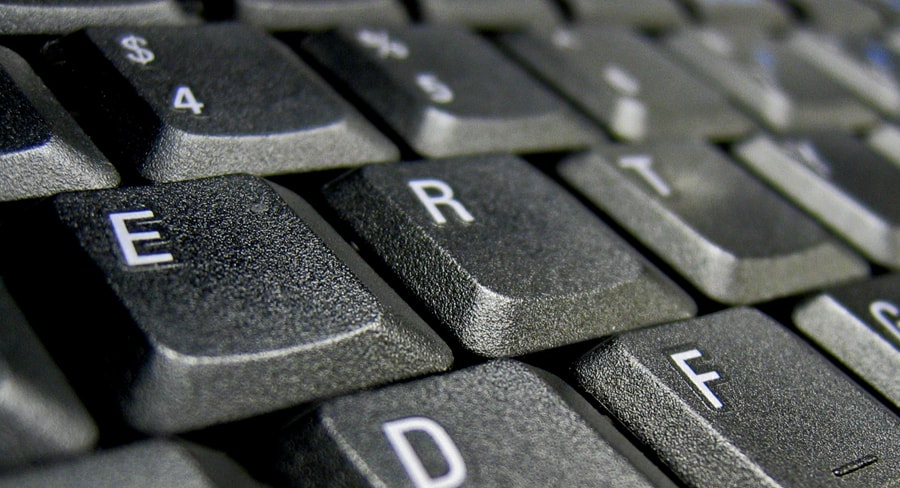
<box><xmin>735</xmin><ymin>133</ymin><xmax>900</xmax><ymax>268</ymax></box>
<box><xmin>44</xmin><ymin>24</ymin><xmax>397</xmax><ymax>182</ymax></box>
<box><xmin>302</xmin><ymin>26</ymin><xmax>599</xmax><ymax>158</ymax></box>
<box><xmin>576</xmin><ymin>308</ymin><xmax>900</xmax><ymax>488</ymax></box>
<box><xmin>232</xmin><ymin>0</ymin><xmax>407</xmax><ymax>30</ymax></box>
<box><xmin>275</xmin><ymin>360</ymin><xmax>677</xmax><ymax>488</ymax></box>
<box><xmin>866</xmin><ymin>122</ymin><xmax>900</xmax><ymax>165</ymax></box>
<box><xmin>783</xmin><ymin>0</ymin><xmax>882</xmax><ymax>34</ymax></box>
<box><xmin>794</xmin><ymin>274</ymin><xmax>900</xmax><ymax>409</ymax></box>
<box><xmin>4</xmin><ymin>175</ymin><xmax>451</xmax><ymax>433</ymax></box>
<box><xmin>322</xmin><ymin>155</ymin><xmax>695</xmax><ymax>357</ymax></box>
<box><xmin>0</xmin><ymin>279</ymin><xmax>98</xmax><ymax>469</ymax></box>
<box><xmin>499</xmin><ymin>27</ymin><xmax>752</xmax><ymax>142</ymax></box>
<box><xmin>0</xmin><ymin>439</ymin><xmax>262</xmax><ymax>487</ymax></box>
<box><xmin>0</xmin><ymin>0</ymin><xmax>194</xmax><ymax>34</ymax></box>
<box><xmin>679</xmin><ymin>0</ymin><xmax>790</xmax><ymax>29</ymax></box>
<box><xmin>788</xmin><ymin>31</ymin><xmax>900</xmax><ymax>117</ymax></box>
<box><xmin>560</xmin><ymin>143</ymin><xmax>868</xmax><ymax>304</ymax></box>
<box><xmin>0</xmin><ymin>46</ymin><xmax>118</xmax><ymax>202</ymax></box>
<box><xmin>561</xmin><ymin>0</ymin><xmax>684</xmax><ymax>27</ymax></box>
<box><xmin>665</xmin><ymin>28</ymin><xmax>877</xmax><ymax>132</ymax></box>
<box><xmin>412</xmin><ymin>0</ymin><xmax>562</xmax><ymax>29</ymax></box>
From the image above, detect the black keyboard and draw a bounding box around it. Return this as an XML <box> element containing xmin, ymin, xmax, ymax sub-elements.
<box><xmin>0</xmin><ymin>1</ymin><xmax>899</xmax><ymax>486</ymax></box>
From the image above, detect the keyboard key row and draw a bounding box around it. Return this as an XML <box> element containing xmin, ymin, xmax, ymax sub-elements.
<box><xmin>2</xmin><ymin>304</ymin><xmax>898</xmax><ymax>486</ymax></box>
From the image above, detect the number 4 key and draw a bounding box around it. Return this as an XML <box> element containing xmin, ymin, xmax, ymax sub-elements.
<box><xmin>43</xmin><ymin>24</ymin><xmax>398</xmax><ymax>182</ymax></box>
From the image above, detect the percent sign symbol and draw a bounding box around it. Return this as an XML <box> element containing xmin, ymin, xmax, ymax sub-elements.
<box><xmin>356</xmin><ymin>29</ymin><xmax>410</xmax><ymax>60</ymax></box>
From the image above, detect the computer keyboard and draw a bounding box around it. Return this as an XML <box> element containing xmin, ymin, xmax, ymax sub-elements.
<box><xmin>0</xmin><ymin>1</ymin><xmax>898</xmax><ymax>487</ymax></box>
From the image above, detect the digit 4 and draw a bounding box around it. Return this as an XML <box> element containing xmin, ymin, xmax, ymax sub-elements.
<box><xmin>172</xmin><ymin>85</ymin><xmax>204</xmax><ymax>115</ymax></box>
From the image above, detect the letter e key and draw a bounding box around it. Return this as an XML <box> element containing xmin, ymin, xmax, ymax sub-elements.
<box><xmin>109</xmin><ymin>209</ymin><xmax>174</xmax><ymax>266</ymax></box>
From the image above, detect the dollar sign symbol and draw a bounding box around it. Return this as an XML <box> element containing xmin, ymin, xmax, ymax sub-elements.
<box><xmin>120</xmin><ymin>34</ymin><xmax>155</xmax><ymax>65</ymax></box>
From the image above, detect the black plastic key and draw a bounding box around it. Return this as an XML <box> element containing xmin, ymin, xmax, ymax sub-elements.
<box><xmin>559</xmin><ymin>142</ymin><xmax>868</xmax><ymax>304</ymax></box>
<box><xmin>322</xmin><ymin>155</ymin><xmax>695</xmax><ymax>357</ymax></box>
<box><xmin>303</xmin><ymin>26</ymin><xmax>599</xmax><ymax>158</ymax></box>
<box><xmin>735</xmin><ymin>132</ymin><xmax>900</xmax><ymax>268</ymax></box>
<box><xmin>666</xmin><ymin>28</ymin><xmax>877</xmax><ymax>133</ymax></box>
<box><xmin>44</xmin><ymin>24</ymin><xmax>397</xmax><ymax>182</ymax></box>
<box><xmin>0</xmin><ymin>46</ymin><xmax>118</xmax><ymax>202</ymax></box>
<box><xmin>794</xmin><ymin>274</ymin><xmax>900</xmax><ymax>408</ymax></box>
<box><xmin>788</xmin><ymin>32</ymin><xmax>900</xmax><ymax>118</ymax></box>
<box><xmin>3</xmin><ymin>175</ymin><xmax>452</xmax><ymax>434</ymax></box>
<box><xmin>0</xmin><ymin>0</ymin><xmax>193</xmax><ymax>35</ymax></box>
<box><xmin>783</xmin><ymin>0</ymin><xmax>882</xmax><ymax>34</ymax></box>
<box><xmin>576</xmin><ymin>308</ymin><xmax>900</xmax><ymax>488</ymax></box>
<box><xmin>500</xmin><ymin>27</ymin><xmax>752</xmax><ymax>142</ymax></box>
<box><xmin>412</xmin><ymin>0</ymin><xmax>563</xmax><ymax>29</ymax></box>
<box><xmin>679</xmin><ymin>0</ymin><xmax>790</xmax><ymax>29</ymax></box>
<box><xmin>231</xmin><ymin>0</ymin><xmax>407</xmax><ymax>30</ymax></box>
<box><xmin>561</xmin><ymin>0</ymin><xmax>684</xmax><ymax>27</ymax></box>
<box><xmin>0</xmin><ymin>439</ymin><xmax>262</xmax><ymax>487</ymax></box>
<box><xmin>0</xmin><ymin>279</ymin><xmax>97</xmax><ymax>469</ymax></box>
<box><xmin>275</xmin><ymin>360</ymin><xmax>677</xmax><ymax>488</ymax></box>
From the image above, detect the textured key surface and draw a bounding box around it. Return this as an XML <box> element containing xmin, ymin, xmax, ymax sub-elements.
<box><xmin>666</xmin><ymin>28</ymin><xmax>877</xmax><ymax>132</ymax></box>
<box><xmin>794</xmin><ymin>274</ymin><xmax>900</xmax><ymax>408</ymax></box>
<box><xmin>679</xmin><ymin>0</ymin><xmax>790</xmax><ymax>29</ymax></box>
<box><xmin>275</xmin><ymin>360</ymin><xmax>676</xmax><ymax>487</ymax></box>
<box><xmin>559</xmin><ymin>143</ymin><xmax>868</xmax><ymax>304</ymax></box>
<box><xmin>0</xmin><ymin>0</ymin><xmax>193</xmax><ymax>34</ymax></box>
<box><xmin>4</xmin><ymin>175</ymin><xmax>451</xmax><ymax>433</ymax></box>
<box><xmin>735</xmin><ymin>133</ymin><xmax>900</xmax><ymax>268</ymax></box>
<box><xmin>0</xmin><ymin>46</ymin><xmax>118</xmax><ymax>201</ymax></box>
<box><xmin>500</xmin><ymin>27</ymin><xmax>752</xmax><ymax>142</ymax></box>
<box><xmin>303</xmin><ymin>25</ymin><xmax>598</xmax><ymax>157</ymax></box>
<box><xmin>413</xmin><ymin>0</ymin><xmax>562</xmax><ymax>29</ymax></box>
<box><xmin>322</xmin><ymin>155</ymin><xmax>695</xmax><ymax>356</ymax></box>
<box><xmin>45</xmin><ymin>24</ymin><xmax>397</xmax><ymax>182</ymax></box>
<box><xmin>576</xmin><ymin>308</ymin><xmax>900</xmax><ymax>488</ymax></box>
<box><xmin>0</xmin><ymin>279</ymin><xmax>97</xmax><ymax>469</ymax></box>
<box><xmin>231</xmin><ymin>0</ymin><xmax>407</xmax><ymax>30</ymax></box>
<box><xmin>0</xmin><ymin>439</ymin><xmax>263</xmax><ymax>487</ymax></box>
<box><xmin>562</xmin><ymin>0</ymin><xmax>684</xmax><ymax>27</ymax></box>
<box><xmin>788</xmin><ymin>31</ymin><xmax>900</xmax><ymax>117</ymax></box>
<box><xmin>783</xmin><ymin>0</ymin><xmax>882</xmax><ymax>34</ymax></box>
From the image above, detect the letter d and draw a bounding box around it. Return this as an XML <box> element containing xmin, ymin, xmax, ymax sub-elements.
<box><xmin>382</xmin><ymin>416</ymin><xmax>467</xmax><ymax>488</ymax></box>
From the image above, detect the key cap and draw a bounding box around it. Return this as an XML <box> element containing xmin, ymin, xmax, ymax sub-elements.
<box><xmin>866</xmin><ymin>122</ymin><xmax>900</xmax><ymax>165</ymax></box>
<box><xmin>665</xmin><ymin>28</ymin><xmax>877</xmax><ymax>132</ymax></box>
<box><xmin>576</xmin><ymin>308</ymin><xmax>900</xmax><ymax>488</ymax></box>
<box><xmin>0</xmin><ymin>439</ymin><xmax>262</xmax><ymax>487</ymax></box>
<box><xmin>734</xmin><ymin>133</ymin><xmax>900</xmax><ymax>268</ymax></box>
<box><xmin>0</xmin><ymin>46</ymin><xmax>118</xmax><ymax>202</ymax></box>
<box><xmin>231</xmin><ymin>0</ymin><xmax>407</xmax><ymax>30</ymax></box>
<box><xmin>412</xmin><ymin>0</ymin><xmax>563</xmax><ymax>29</ymax></box>
<box><xmin>794</xmin><ymin>274</ymin><xmax>900</xmax><ymax>409</ymax></box>
<box><xmin>499</xmin><ymin>27</ymin><xmax>752</xmax><ymax>142</ymax></box>
<box><xmin>783</xmin><ymin>0</ymin><xmax>882</xmax><ymax>34</ymax></box>
<box><xmin>44</xmin><ymin>24</ymin><xmax>397</xmax><ymax>182</ymax></box>
<box><xmin>788</xmin><ymin>31</ymin><xmax>900</xmax><ymax>117</ymax></box>
<box><xmin>302</xmin><ymin>26</ymin><xmax>599</xmax><ymax>158</ymax></box>
<box><xmin>867</xmin><ymin>0</ymin><xmax>900</xmax><ymax>22</ymax></box>
<box><xmin>274</xmin><ymin>360</ymin><xmax>677</xmax><ymax>488</ymax></box>
<box><xmin>679</xmin><ymin>0</ymin><xmax>790</xmax><ymax>30</ymax></box>
<box><xmin>3</xmin><ymin>175</ymin><xmax>452</xmax><ymax>434</ymax></box>
<box><xmin>561</xmin><ymin>0</ymin><xmax>684</xmax><ymax>28</ymax></box>
<box><xmin>321</xmin><ymin>155</ymin><xmax>695</xmax><ymax>357</ymax></box>
<box><xmin>0</xmin><ymin>278</ymin><xmax>97</xmax><ymax>469</ymax></box>
<box><xmin>0</xmin><ymin>0</ymin><xmax>194</xmax><ymax>34</ymax></box>
<box><xmin>559</xmin><ymin>143</ymin><xmax>868</xmax><ymax>304</ymax></box>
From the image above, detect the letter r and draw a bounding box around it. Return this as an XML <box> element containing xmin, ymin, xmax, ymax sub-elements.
<box><xmin>408</xmin><ymin>179</ymin><xmax>475</xmax><ymax>224</ymax></box>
